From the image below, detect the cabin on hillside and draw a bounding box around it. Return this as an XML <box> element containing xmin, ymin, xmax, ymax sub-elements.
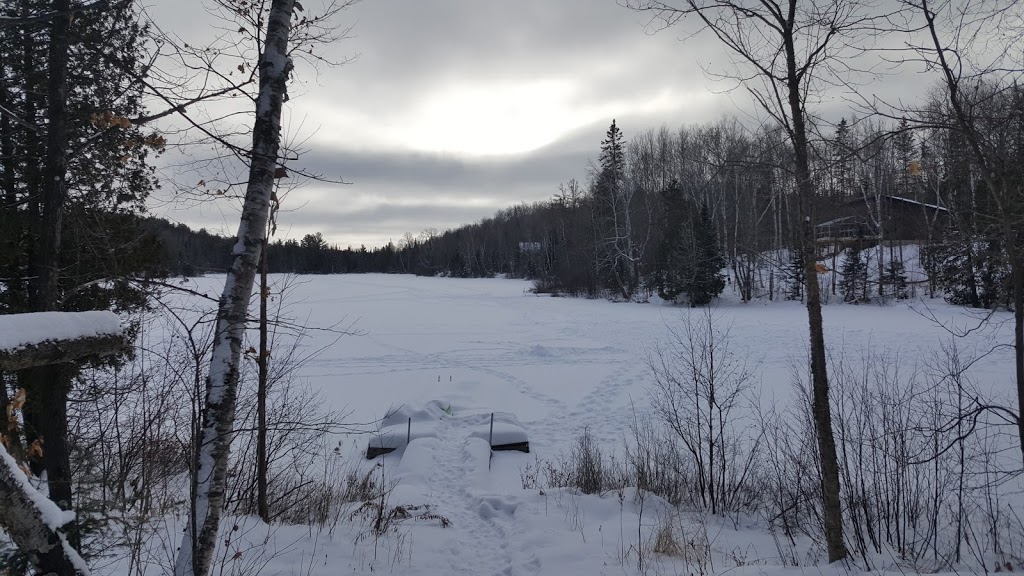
<box><xmin>814</xmin><ymin>194</ymin><xmax>950</xmax><ymax>243</ymax></box>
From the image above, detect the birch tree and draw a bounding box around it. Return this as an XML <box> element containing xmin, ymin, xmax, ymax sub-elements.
<box><xmin>173</xmin><ymin>1</ymin><xmax>298</xmax><ymax>575</ymax></box>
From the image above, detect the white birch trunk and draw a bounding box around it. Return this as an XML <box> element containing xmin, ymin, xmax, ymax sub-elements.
<box><xmin>173</xmin><ymin>2</ymin><xmax>295</xmax><ymax>575</ymax></box>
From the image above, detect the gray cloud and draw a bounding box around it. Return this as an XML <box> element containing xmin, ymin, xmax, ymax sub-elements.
<box><xmin>149</xmin><ymin>0</ymin><xmax>736</xmax><ymax>247</ymax></box>
<box><xmin>147</xmin><ymin>0</ymin><xmax>922</xmax><ymax>248</ymax></box>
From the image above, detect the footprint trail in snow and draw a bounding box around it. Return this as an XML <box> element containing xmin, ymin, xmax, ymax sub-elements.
<box><xmin>392</xmin><ymin>409</ymin><xmax>540</xmax><ymax>576</ymax></box>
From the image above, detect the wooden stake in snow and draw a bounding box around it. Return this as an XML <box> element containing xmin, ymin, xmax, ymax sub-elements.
<box><xmin>173</xmin><ymin>2</ymin><xmax>297</xmax><ymax>576</ymax></box>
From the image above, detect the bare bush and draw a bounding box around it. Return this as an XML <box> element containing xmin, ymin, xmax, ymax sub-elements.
<box><xmin>647</xmin><ymin>307</ymin><xmax>763</xmax><ymax>515</ymax></box>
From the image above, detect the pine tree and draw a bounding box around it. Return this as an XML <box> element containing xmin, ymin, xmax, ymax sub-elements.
<box><xmin>883</xmin><ymin>259</ymin><xmax>909</xmax><ymax>300</ymax></box>
<box><xmin>840</xmin><ymin>243</ymin><xmax>869</xmax><ymax>303</ymax></box>
<box><xmin>687</xmin><ymin>203</ymin><xmax>726</xmax><ymax>306</ymax></box>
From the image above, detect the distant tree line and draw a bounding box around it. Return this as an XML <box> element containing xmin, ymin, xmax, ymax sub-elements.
<box><xmin>143</xmin><ymin>218</ymin><xmax>404</xmax><ymax>276</ymax></box>
<box><xmin>374</xmin><ymin>101</ymin><xmax>1021</xmax><ymax>308</ymax></box>
<box><xmin>150</xmin><ymin>93</ymin><xmax>1023</xmax><ymax>310</ymax></box>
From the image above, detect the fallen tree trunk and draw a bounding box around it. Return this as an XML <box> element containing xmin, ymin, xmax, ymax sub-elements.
<box><xmin>0</xmin><ymin>447</ymin><xmax>86</xmax><ymax>575</ymax></box>
<box><xmin>0</xmin><ymin>334</ymin><xmax>127</xmax><ymax>371</ymax></box>
<box><xmin>0</xmin><ymin>310</ymin><xmax>123</xmax><ymax>575</ymax></box>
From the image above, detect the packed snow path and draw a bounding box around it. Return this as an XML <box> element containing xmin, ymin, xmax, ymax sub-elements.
<box><xmin>386</xmin><ymin>407</ymin><xmax>539</xmax><ymax>576</ymax></box>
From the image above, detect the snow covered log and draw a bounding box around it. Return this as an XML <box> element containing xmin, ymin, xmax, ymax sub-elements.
<box><xmin>0</xmin><ymin>448</ymin><xmax>86</xmax><ymax>575</ymax></box>
<box><xmin>0</xmin><ymin>311</ymin><xmax>125</xmax><ymax>371</ymax></box>
<box><xmin>0</xmin><ymin>311</ymin><xmax>122</xmax><ymax>575</ymax></box>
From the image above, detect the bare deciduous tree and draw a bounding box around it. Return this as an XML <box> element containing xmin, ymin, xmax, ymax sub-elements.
<box><xmin>647</xmin><ymin>307</ymin><xmax>760</xmax><ymax>515</ymax></box>
<box><xmin>900</xmin><ymin>0</ymin><xmax>1024</xmax><ymax>460</ymax></box>
<box><xmin>173</xmin><ymin>1</ymin><xmax>298</xmax><ymax>574</ymax></box>
<box><xmin>622</xmin><ymin>0</ymin><xmax>896</xmax><ymax>560</ymax></box>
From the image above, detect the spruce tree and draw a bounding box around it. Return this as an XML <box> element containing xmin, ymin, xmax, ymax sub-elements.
<box><xmin>883</xmin><ymin>259</ymin><xmax>909</xmax><ymax>300</ymax></box>
<box><xmin>832</xmin><ymin>118</ymin><xmax>854</xmax><ymax>197</ymax></box>
<box><xmin>687</xmin><ymin>203</ymin><xmax>726</xmax><ymax>306</ymax></box>
<box><xmin>593</xmin><ymin>120</ymin><xmax>636</xmax><ymax>300</ymax></box>
<box><xmin>656</xmin><ymin>192</ymin><xmax>725</xmax><ymax>306</ymax></box>
<box><xmin>655</xmin><ymin>180</ymin><xmax>690</xmax><ymax>301</ymax></box>
<box><xmin>840</xmin><ymin>243</ymin><xmax>869</xmax><ymax>303</ymax></box>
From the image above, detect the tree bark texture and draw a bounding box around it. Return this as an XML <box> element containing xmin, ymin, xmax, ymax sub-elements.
<box><xmin>173</xmin><ymin>2</ymin><xmax>295</xmax><ymax>575</ymax></box>
<box><xmin>20</xmin><ymin>0</ymin><xmax>78</xmax><ymax>521</ymax></box>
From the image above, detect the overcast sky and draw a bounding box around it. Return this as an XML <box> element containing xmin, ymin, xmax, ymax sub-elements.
<box><xmin>144</xmin><ymin>0</ymin><xmax>905</xmax><ymax>249</ymax></box>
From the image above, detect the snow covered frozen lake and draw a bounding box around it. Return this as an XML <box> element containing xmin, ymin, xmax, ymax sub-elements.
<box><xmin>225</xmin><ymin>274</ymin><xmax>1015</xmax><ymax>453</ymax></box>
<box><xmin>151</xmin><ymin>274</ymin><xmax>1019</xmax><ymax>576</ymax></box>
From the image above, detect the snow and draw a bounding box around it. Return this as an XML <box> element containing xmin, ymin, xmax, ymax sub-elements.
<box><xmin>467</xmin><ymin>411</ymin><xmax>529</xmax><ymax>446</ymax></box>
<box><xmin>100</xmin><ymin>274</ymin><xmax>1022</xmax><ymax>575</ymax></box>
<box><xmin>0</xmin><ymin>445</ymin><xmax>88</xmax><ymax>574</ymax></box>
<box><xmin>885</xmin><ymin>194</ymin><xmax>948</xmax><ymax>212</ymax></box>
<box><xmin>0</xmin><ymin>311</ymin><xmax>121</xmax><ymax>352</ymax></box>
<box><xmin>366</xmin><ymin>402</ymin><xmax>446</xmax><ymax>452</ymax></box>
<box><xmin>368</xmin><ymin>403</ymin><xmax>528</xmax><ymax>453</ymax></box>
<box><xmin>0</xmin><ymin>447</ymin><xmax>76</xmax><ymax>531</ymax></box>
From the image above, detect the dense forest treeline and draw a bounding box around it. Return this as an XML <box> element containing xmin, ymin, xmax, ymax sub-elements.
<box><xmin>157</xmin><ymin>95</ymin><xmax>1022</xmax><ymax>310</ymax></box>
<box><xmin>143</xmin><ymin>218</ymin><xmax>401</xmax><ymax>276</ymax></box>
<box><xmin>385</xmin><ymin>107</ymin><xmax>1021</xmax><ymax>308</ymax></box>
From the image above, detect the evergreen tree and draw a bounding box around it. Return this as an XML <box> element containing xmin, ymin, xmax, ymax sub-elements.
<box><xmin>927</xmin><ymin>233</ymin><xmax>1011</xmax><ymax>309</ymax></box>
<box><xmin>687</xmin><ymin>203</ymin><xmax>726</xmax><ymax>306</ymax></box>
<box><xmin>656</xmin><ymin>191</ymin><xmax>725</xmax><ymax>306</ymax></box>
<box><xmin>786</xmin><ymin>248</ymin><xmax>806</xmax><ymax>301</ymax></box>
<box><xmin>593</xmin><ymin>119</ymin><xmax>636</xmax><ymax>300</ymax></box>
<box><xmin>840</xmin><ymin>243</ymin><xmax>869</xmax><ymax>303</ymax></box>
<box><xmin>883</xmin><ymin>258</ymin><xmax>909</xmax><ymax>300</ymax></box>
<box><xmin>832</xmin><ymin>118</ymin><xmax>854</xmax><ymax>198</ymax></box>
<box><xmin>0</xmin><ymin>1</ymin><xmax>163</xmax><ymax>554</ymax></box>
<box><xmin>655</xmin><ymin>180</ymin><xmax>691</xmax><ymax>301</ymax></box>
<box><xmin>300</xmin><ymin>232</ymin><xmax>327</xmax><ymax>273</ymax></box>
<box><xmin>978</xmin><ymin>237</ymin><xmax>1011</xmax><ymax>309</ymax></box>
<box><xmin>893</xmin><ymin>118</ymin><xmax>916</xmax><ymax>200</ymax></box>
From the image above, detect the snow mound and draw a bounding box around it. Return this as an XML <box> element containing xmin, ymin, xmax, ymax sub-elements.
<box><xmin>467</xmin><ymin>411</ymin><xmax>529</xmax><ymax>449</ymax></box>
<box><xmin>367</xmin><ymin>404</ymin><xmax>529</xmax><ymax>459</ymax></box>
<box><xmin>528</xmin><ymin>344</ymin><xmax>553</xmax><ymax>357</ymax></box>
<box><xmin>366</xmin><ymin>402</ymin><xmax>450</xmax><ymax>458</ymax></box>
